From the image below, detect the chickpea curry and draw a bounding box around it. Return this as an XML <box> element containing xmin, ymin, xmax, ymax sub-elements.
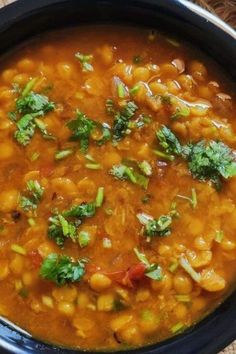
<box><xmin>0</xmin><ymin>25</ymin><xmax>235</xmax><ymax>351</ymax></box>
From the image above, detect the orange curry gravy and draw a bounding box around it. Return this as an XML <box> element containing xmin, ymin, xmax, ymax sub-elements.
<box><xmin>0</xmin><ymin>25</ymin><xmax>235</xmax><ymax>350</ymax></box>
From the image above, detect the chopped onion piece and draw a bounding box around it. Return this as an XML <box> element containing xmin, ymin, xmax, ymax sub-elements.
<box><xmin>179</xmin><ymin>256</ymin><xmax>201</xmax><ymax>283</ymax></box>
<box><xmin>136</xmin><ymin>212</ymin><xmax>153</xmax><ymax>225</ymax></box>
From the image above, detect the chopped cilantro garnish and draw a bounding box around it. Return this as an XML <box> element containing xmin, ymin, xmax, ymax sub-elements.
<box><xmin>20</xmin><ymin>180</ymin><xmax>44</xmax><ymax>212</ymax></box>
<box><xmin>112</xmin><ymin>101</ymin><xmax>138</xmax><ymax>141</ymax></box>
<box><xmin>182</xmin><ymin>140</ymin><xmax>236</xmax><ymax>190</ymax></box>
<box><xmin>40</xmin><ymin>253</ymin><xmax>87</xmax><ymax>286</ymax></box>
<box><xmin>78</xmin><ymin>231</ymin><xmax>90</xmax><ymax>248</ymax></box>
<box><xmin>67</xmin><ymin>110</ymin><xmax>111</xmax><ymax>152</ymax></box>
<box><xmin>145</xmin><ymin>215</ymin><xmax>172</xmax><ymax>237</ymax></box>
<box><xmin>48</xmin><ymin>214</ymin><xmax>78</xmax><ymax>247</ymax></box>
<box><xmin>156</xmin><ymin>125</ymin><xmax>182</xmax><ymax>158</ymax></box>
<box><xmin>16</xmin><ymin>92</ymin><xmax>54</xmax><ymax>115</ymax></box>
<box><xmin>10</xmin><ymin>80</ymin><xmax>55</xmax><ymax>146</ymax></box>
<box><xmin>134</xmin><ymin>248</ymin><xmax>163</xmax><ymax>281</ymax></box>
<box><xmin>67</xmin><ymin>110</ymin><xmax>95</xmax><ymax>152</ymax></box>
<box><xmin>171</xmin><ymin>106</ymin><xmax>190</xmax><ymax>120</ymax></box>
<box><xmin>63</xmin><ymin>202</ymin><xmax>96</xmax><ymax>218</ymax></box>
<box><xmin>55</xmin><ymin>149</ymin><xmax>73</xmax><ymax>160</ymax></box>
<box><xmin>75</xmin><ymin>52</ymin><xmax>94</xmax><ymax>72</ymax></box>
<box><xmin>109</xmin><ymin>163</ymin><xmax>149</xmax><ymax>189</ymax></box>
<box><xmin>138</xmin><ymin>160</ymin><xmax>152</xmax><ymax>176</ymax></box>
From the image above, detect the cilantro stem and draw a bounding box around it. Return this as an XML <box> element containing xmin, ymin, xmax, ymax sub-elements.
<box><xmin>153</xmin><ymin>149</ymin><xmax>174</xmax><ymax>161</ymax></box>
<box><xmin>22</xmin><ymin>77</ymin><xmax>39</xmax><ymax>97</ymax></box>
<box><xmin>95</xmin><ymin>187</ymin><xmax>104</xmax><ymax>207</ymax></box>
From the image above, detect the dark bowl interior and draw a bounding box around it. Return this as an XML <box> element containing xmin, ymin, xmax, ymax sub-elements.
<box><xmin>0</xmin><ymin>0</ymin><xmax>235</xmax><ymax>353</ymax></box>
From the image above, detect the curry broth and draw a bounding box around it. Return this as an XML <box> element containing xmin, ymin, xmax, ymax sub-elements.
<box><xmin>0</xmin><ymin>25</ymin><xmax>235</xmax><ymax>350</ymax></box>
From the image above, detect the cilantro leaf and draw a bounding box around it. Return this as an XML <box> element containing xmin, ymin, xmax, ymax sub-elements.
<box><xmin>182</xmin><ymin>140</ymin><xmax>236</xmax><ymax>190</ymax></box>
<box><xmin>63</xmin><ymin>202</ymin><xmax>96</xmax><ymax>218</ymax></box>
<box><xmin>16</xmin><ymin>92</ymin><xmax>55</xmax><ymax>115</ymax></box>
<box><xmin>67</xmin><ymin>110</ymin><xmax>95</xmax><ymax>152</ymax></box>
<box><xmin>48</xmin><ymin>215</ymin><xmax>78</xmax><ymax>247</ymax></box>
<box><xmin>156</xmin><ymin>125</ymin><xmax>182</xmax><ymax>157</ymax></box>
<box><xmin>109</xmin><ymin>164</ymin><xmax>149</xmax><ymax>189</ymax></box>
<box><xmin>75</xmin><ymin>52</ymin><xmax>94</xmax><ymax>72</ymax></box>
<box><xmin>40</xmin><ymin>253</ymin><xmax>87</xmax><ymax>286</ymax></box>
<box><xmin>134</xmin><ymin>248</ymin><xmax>163</xmax><ymax>281</ymax></box>
<box><xmin>20</xmin><ymin>180</ymin><xmax>44</xmax><ymax>212</ymax></box>
<box><xmin>112</xmin><ymin>101</ymin><xmax>138</xmax><ymax>141</ymax></box>
<box><xmin>145</xmin><ymin>215</ymin><xmax>172</xmax><ymax>237</ymax></box>
<box><xmin>14</xmin><ymin>114</ymin><xmax>36</xmax><ymax>146</ymax></box>
<box><xmin>48</xmin><ymin>202</ymin><xmax>96</xmax><ymax>247</ymax></box>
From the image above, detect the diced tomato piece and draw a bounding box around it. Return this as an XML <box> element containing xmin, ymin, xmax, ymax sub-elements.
<box><xmin>104</xmin><ymin>263</ymin><xmax>146</xmax><ymax>288</ymax></box>
<box><xmin>28</xmin><ymin>250</ymin><xmax>43</xmax><ymax>269</ymax></box>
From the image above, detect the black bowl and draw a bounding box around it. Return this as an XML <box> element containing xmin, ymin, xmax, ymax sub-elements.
<box><xmin>0</xmin><ymin>0</ymin><xmax>235</xmax><ymax>353</ymax></box>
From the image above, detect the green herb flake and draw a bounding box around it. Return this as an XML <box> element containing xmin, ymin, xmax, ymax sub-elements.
<box><xmin>171</xmin><ymin>106</ymin><xmax>190</xmax><ymax>120</ymax></box>
<box><xmin>182</xmin><ymin>140</ymin><xmax>236</xmax><ymax>190</ymax></box>
<box><xmin>95</xmin><ymin>187</ymin><xmax>104</xmax><ymax>207</ymax></box>
<box><xmin>40</xmin><ymin>253</ymin><xmax>87</xmax><ymax>286</ymax></box>
<box><xmin>215</xmin><ymin>230</ymin><xmax>224</xmax><ymax>243</ymax></box>
<box><xmin>117</xmin><ymin>83</ymin><xmax>126</xmax><ymax>98</ymax></box>
<box><xmin>156</xmin><ymin>125</ymin><xmax>182</xmax><ymax>158</ymax></box>
<box><xmin>145</xmin><ymin>215</ymin><xmax>172</xmax><ymax>237</ymax></box>
<box><xmin>55</xmin><ymin>149</ymin><xmax>73</xmax><ymax>160</ymax></box>
<box><xmin>78</xmin><ymin>231</ymin><xmax>90</xmax><ymax>248</ymax></box>
<box><xmin>75</xmin><ymin>52</ymin><xmax>94</xmax><ymax>72</ymax></box>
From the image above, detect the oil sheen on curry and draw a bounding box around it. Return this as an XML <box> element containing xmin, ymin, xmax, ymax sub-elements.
<box><xmin>0</xmin><ymin>25</ymin><xmax>235</xmax><ymax>350</ymax></box>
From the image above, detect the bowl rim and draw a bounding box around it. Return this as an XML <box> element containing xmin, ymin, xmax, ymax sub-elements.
<box><xmin>0</xmin><ymin>0</ymin><xmax>235</xmax><ymax>354</ymax></box>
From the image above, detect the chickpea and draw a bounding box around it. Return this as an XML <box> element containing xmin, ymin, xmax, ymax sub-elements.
<box><xmin>110</xmin><ymin>314</ymin><xmax>133</xmax><ymax>332</ymax></box>
<box><xmin>0</xmin><ymin>142</ymin><xmax>15</xmax><ymax>160</ymax></box>
<box><xmin>175</xmin><ymin>303</ymin><xmax>188</xmax><ymax>320</ymax></box>
<box><xmin>187</xmin><ymin>250</ymin><xmax>212</xmax><ymax>268</ymax></box>
<box><xmin>89</xmin><ymin>273</ymin><xmax>112</xmax><ymax>292</ymax></box>
<box><xmin>51</xmin><ymin>177</ymin><xmax>78</xmax><ymax>197</ymax></box>
<box><xmin>119</xmin><ymin>325</ymin><xmax>142</xmax><ymax>345</ymax></box>
<box><xmin>139</xmin><ymin>310</ymin><xmax>159</xmax><ymax>334</ymax></box>
<box><xmin>52</xmin><ymin>286</ymin><xmax>77</xmax><ymax>302</ymax></box>
<box><xmin>42</xmin><ymin>295</ymin><xmax>54</xmax><ymax>309</ymax></box>
<box><xmin>173</xmin><ymin>273</ymin><xmax>193</xmax><ymax>294</ymax></box>
<box><xmin>9</xmin><ymin>254</ymin><xmax>24</xmax><ymax>275</ymax></box>
<box><xmin>191</xmin><ymin>296</ymin><xmax>207</xmax><ymax>313</ymax></box>
<box><xmin>22</xmin><ymin>272</ymin><xmax>33</xmax><ymax>286</ymax></box>
<box><xmin>38</xmin><ymin>241</ymin><xmax>55</xmax><ymax>258</ymax></box>
<box><xmin>149</xmin><ymin>82</ymin><xmax>168</xmax><ymax>95</ymax></box>
<box><xmin>77</xmin><ymin>292</ymin><xmax>90</xmax><ymax>309</ymax></box>
<box><xmin>135</xmin><ymin>289</ymin><xmax>150</xmax><ymax>302</ymax></box>
<box><xmin>160</xmin><ymin>63</ymin><xmax>178</xmax><ymax>79</ymax></box>
<box><xmin>103</xmin><ymin>151</ymin><xmax>121</xmax><ymax>168</ymax></box>
<box><xmin>177</xmin><ymin>74</ymin><xmax>194</xmax><ymax>91</ymax></box>
<box><xmin>97</xmin><ymin>293</ymin><xmax>114</xmax><ymax>311</ymax></box>
<box><xmin>200</xmin><ymin>269</ymin><xmax>226</xmax><ymax>292</ymax></box>
<box><xmin>194</xmin><ymin>236</ymin><xmax>211</xmax><ymax>251</ymax></box>
<box><xmin>2</xmin><ymin>68</ymin><xmax>18</xmax><ymax>83</ymax></box>
<box><xmin>133</xmin><ymin>67</ymin><xmax>150</xmax><ymax>82</ymax></box>
<box><xmin>151</xmin><ymin>272</ymin><xmax>173</xmax><ymax>292</ymax></box>
<box><xmin>13</xmin><ymin>73</ymin><xmax>29</xmax><ymax>85</ymax></box>
<box><xmin>158</xmin><ymin>244</ymin><xmax>172</xmax><ymax>257</ymax></box>
<box><xmin>98</xmin><ymin>45</ymin><xmax>113</xmax><ymax>66</ymax></box>
<box><xmin>77</xmin><ymin>178</ymin><xmax>96</xmax><ymax>198</ymax></box>
<box><xmin>220</xmin><ymin>239</ymin><xmax>236</xmax><ymax>251</ymax></box>
<box><xmin>0</xmin><ymin>189</ymin><xmax>19</xmax><ymax>213</ymax></box>
<box><xmin>57</xmin><ymin>62</ymin><xmax>75</xmax><ymax>80</ymax></box>
<box><xmin>57</xmin><ymin>301</ymin><xmax>75</xmax><ymax>316</ymax></box>
<box><xmin>85</xmin><ymin>76</ymin><xmax>105</xmax><ymax>96</ymax></box>
<box><xmin>189</xmin><ymin>60</ymin><xmax>207</xmax><ymax>81</ymax></box>
<box><xmin>0</xmin><ymin>260</ymin><xmax>9</xmax><ymax>280</ymax></box>
<box><xmin>73</xmin><ymin>317</ymin><xmax>95</xmax><ymax>338</ymax></box>
<box><xmin>197</xmin><ymin>85</ymin><xmax>213</xmax><ymax>100</ymax></box>
<box><xmin>137</xmin><ymin>143</ymin><xmax>152</xmax><ymax>159</ymax></box>
<box><xmin>188</xmin><ymin>218</ymin><xmax>204</xmax><ymax>236</ymax></box>
<box><xmin>17</xmin><ymin>58</ymin><xmax>35</xmax><ymax>72</ymax></box>
<box><xmin>166</xmin><ymin>80</ymin><xmax>180</xmax><ymax>94</ymax></box>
